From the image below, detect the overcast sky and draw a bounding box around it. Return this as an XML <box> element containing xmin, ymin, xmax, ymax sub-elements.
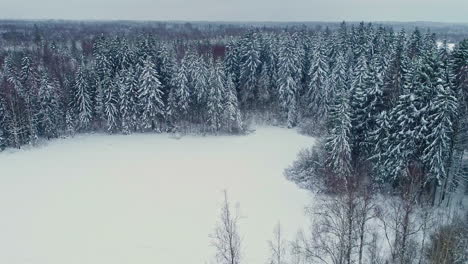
<box><xmin>1</xmin><ymin>0</ymin><xmax>467</xmax><ymax>23</ymax></box>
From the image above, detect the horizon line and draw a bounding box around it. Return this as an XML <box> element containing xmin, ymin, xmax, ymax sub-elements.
<box><xmin>0</xmin><ymin>18</ymin><xmax>467</xmax><ymax>25</ymax></box>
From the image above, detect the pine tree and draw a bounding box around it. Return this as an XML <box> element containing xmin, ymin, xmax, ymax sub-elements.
<box><xmin>2</xmin><ymin>54</ymin><xmax>23</xmax><ymax>148</ymax></box>
<box><xmin>0</xmin><ymin>97</ymin><xmax>7</xmax><ymax>149</ymax></box>
<box><xmin>65</xmin><ymin>109</ymin><xmax>75</xmax><ymax>136</ymax></box>
<box><xmin>369</xmin><ymin>110</ymin><xmax>392</xmax><ymax>183</ymax></box>
<box><xmin>102</xmin><ymin>76</ymin><xmax>119</xmax><ymax>132</ymax></box>
<box><xmin>224</xmin><ymin>74</ymin><xmax>243</xmax><ymax>133</ymax></box>
<box><xmin>171</xmin><ymin>60</ymin><xmax>191</xmax><ymax>119</ymax></box>
<box><xmin>438</xmin><ymin>40</ymin><xmax>454</xmax><ymax>85</ymax></box>
<box><xmin>138</xmin><ymin>59</ymin><xmax>165</xmax><ymax>131</ymax></box>
<box><xmin>37</xmin><ymin>70</ymin><xmax>59</xmax><ymax>139</ymax></box>
<box><xmin>408</xmin><ymin>28</ymin><xmax>423</xmax><ymax>60</ymax></box>
<box><xmin>206</xmin><ymin>62</ymin><xmax>225</xmax><ymax>133</ymax></box>
<box><xmin>239</xmin><ymin>31</ymin><xmax>261</xmax><ymax>104</ymax></box>
<box><xmin>299</xmin><ymin>32</ymin><xmax>313</xmax><ymax>94</ymax></box>
<box><xmin>257</xmin><ymin>63</ymin><xmax>271</xmax><ymax>108</ymax></box>
<box><xmin>350</xmin><ymin>54</ymin><xmax>370</xmax><ymax>154</ymax></box>
<box><xmin>225</xmin><ymin>39</ymin><xmax>241</xmax><ymax>87</ymax></box>
<box><xmin>19</xmin><ymin>56</ymin><xmax>39</xmax><ymax>145</ymax></box>
<box><xmin>74</xmin><ymin>64</ymin><xmax>92</xmax><ymax>130</ymax></box>
<box><xmin>352</xmin><ymin>54</ymin><xmax>385</xmax><ymax>158</ymax></box>
<box><xmin>383</xmin><ymin>92</ymin><xmax>421</xmax><ymax>183</ymax></box>
<box><xmin>278</xmin><ymin>35</ymin><xmax>300</xmax><ymax>128</ymax></box>
<box><xmin>154</xmin><ymin>44</ymin><xmax>176</xmax><ymax>101</ymax></box>
<box><xmin>94</xmin><ymin>51</ymin><xmax>112</xmax><ymax>125</ymax></box>
<box><xmin>382</xmin><ymin>30</ymin><xmax>409</xmax><ymax>108</ymax></box>
<box><xmin>192</xmin><ymin>56</ymin><xmax>210</xmax><ymax>121</ymax></box>
<box><xmin>307</xmin><ymin>38</ymin><xmax>330</xmax><ymax>121</ymax></box>
<box><xmin>330</xmin><ymin>51</ymin><xmax>347</xmax><ymax>97</ymax></box>
<box><xmin>452</xmin><ymin>39</ymin><xmax>468</xmax><ymax>111</ymax></box>
<box><xmin>120</xmin><ymin>67</ymin><xmax>140</xmax><ymax>134</ymax></box>
<box><xmin>326</xmin><ymin>89</ymin><xmax>352</xmax><ymax>178</ymax></box>
<box><xmin>423</xmin><ymin>79</ymin><xmax>458</xmax><ymax>185</ymax></box>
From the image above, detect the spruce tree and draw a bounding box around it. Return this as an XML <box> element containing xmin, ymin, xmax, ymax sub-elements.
<box><xmin>138</xmin><ymin>59</ymin><xmax>165</xmax><ymax>131</ymax></box>
<box><xmin>307</xmin><ymin>38</ymin><xmax>330</xmax><ymax>121</ymax></box>
<box><xmin>452</xmin><ymin>39</ymin><xmax>468</xmax><ymax>111</ymax></box>
<box><xmin>278</xmin><ymin>35</ymin><xmax>300</xmax><ymax>128</ymax></box>
<box><xmin>224</xmin><ymin>74</ymin><xmax>243</xmax><ymax>133</ymax></box>
<box><xmin>0</xmin><ymin>97</ymin><xmax>7</xmax><ymax>149</ymax></box>
<box><xmin>423</xmin><ymin>80</ymin><xmax>458</xmax><ymax>185</ymax></box>
<box><xmin>65</xmin><ymin>109</ymin><xmax>75</xmax><ymax>136</ymax></box>
<box><xmin>102</xmin><ymin>76</ymin><xmax>119</xmax><ymax>132</ymax></box>
<box><xmin>239</xmin><ymin>31</ymin><xmax>261</xmax><ymax>104</ymax></box>
<box><xmin>326</xmin><ymin>89</ymin><xmax>352</xmax><ymax>178</ymax></box>
<box><xmin>382</xmin><ymin>30</ymin><xmax>409</xmax><ymax>108</ymax></box>
<box><xmin>171</xmin><ymin>60</ymin><xmax>191</xmax><ymax>119</ymax></box>
<box><xmin>37</xmin><ymin>70</ymin><xmax>59</xmax><ymax>139</ymax></box>
<box><xmin>207</xmin><ymin>62</ymin><xmax>225</xmax><ymax>132</ymax></box>
<box><xmin>74</xmin><ymin>64</ymin><xmax>92</xmax><ymax>130</ymax></box>
<box><xmin>257</xmin><ymin>63</ymin><xmax>271</xmax><ymax>108</ymax></box>
<box><xmin>192</xmin><ymin>56</ymin><xmax>210</xmax><ymax>121</ymax></box>
<box><xmin>120</xmin><ymin>67</ymin><xmax>140</xmax><ymax>133</ymax></box>
<box><xmin>20</xmin><ymin>56</ymin><xmax>39</xmax><ymax>145</ymax></box>
<box><xmin>225</xmin><ymin>39</ymin><xmax>241</xmax><ymax>88</ymax></box>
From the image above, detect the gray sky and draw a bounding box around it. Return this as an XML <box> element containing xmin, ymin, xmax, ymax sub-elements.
<box><xmin>1</xmin><ymin>0</ymin><xmax>467</xmax><ymax>23</ymax></box>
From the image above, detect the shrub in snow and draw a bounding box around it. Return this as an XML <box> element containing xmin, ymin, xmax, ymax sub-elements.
<box><xmin>284</xmin><ymin>143</ymin><xmax>326</xmax><ymax>192</ymax></box>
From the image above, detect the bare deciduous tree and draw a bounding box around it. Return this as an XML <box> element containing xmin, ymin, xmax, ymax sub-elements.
<box><xmin>356</xmin><ymin>188</ymin><xmax>377</xmax><ymax>264</ymax></box>
<box><xmin>211</xmin><ymin>190</ymin><xmax>242</xmax><ymax>264</ymax></box>
<box><xmin>292</xmin><ymin>192</ymin><xmax>359</xmax><ymax>264</ymax></box>
<box><xmin>268</xmin><ymin>222</ymin><xmax>288</xmax><ymax>264</ymax></box>
<box><xmin>377</xmin><ymin>194</ymin><xmax>423</xmax><ymax>264</ymax></box>
<box><xmin>367</xmin><ymin>232</ymin><xmax>385</xmax><ymax>264</ymax></box>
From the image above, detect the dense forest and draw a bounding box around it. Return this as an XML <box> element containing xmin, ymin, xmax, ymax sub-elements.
<box><xmin>0</xmin><ymin>20</ymin><xmax>467</xmax><ymax>263</ymax></box>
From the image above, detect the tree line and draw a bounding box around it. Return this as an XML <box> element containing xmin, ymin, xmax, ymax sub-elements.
<box><xmin>0</xmin><ymin>22</ymin><xmax>467</xmax><ymax>202</ymax></box>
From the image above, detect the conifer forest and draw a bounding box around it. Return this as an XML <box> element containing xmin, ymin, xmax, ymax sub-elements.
<box><xmin>0</xmin><ymin>20</ymin><xmax>467</xmax><ymax>264</ymax></box>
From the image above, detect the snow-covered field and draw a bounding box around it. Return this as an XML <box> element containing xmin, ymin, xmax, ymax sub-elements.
<box><xmin>0</xmin><ymin>126</ymin><xmax>315</xmax><ymax>264</ymax></box>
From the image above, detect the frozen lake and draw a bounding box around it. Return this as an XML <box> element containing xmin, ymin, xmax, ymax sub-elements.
<box><xmin>0</xmin><ymin>127</ymin><xmax>315</xmax><ymax>264</ymax></box>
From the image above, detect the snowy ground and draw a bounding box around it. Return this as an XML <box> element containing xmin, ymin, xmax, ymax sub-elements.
<box><xmin>0</xmin><ymin>126</ymin><xmax>315</xmax><ymax>264</ymax></box>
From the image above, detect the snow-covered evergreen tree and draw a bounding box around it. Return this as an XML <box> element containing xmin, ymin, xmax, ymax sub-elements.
<box><xmin>74</xmin><ymin>64</ymin><xmax>92</xmax><ymax>130</ymax></box>
<box><xmin>257</xmin><ymin>63</ymin><xmax>271</xmax><ymax>108</ymax></box>
<box><xmin>452</xmin><ymin>39</ymin><xmax>468</xmax><ymax>111</ymax></box>
<box><xmin>192</xmin><ymin>55</ymin><xmax>210</xmax><ymax>121</ymax></box>
<box><xmin>171</xmin><ymin>60</ymin><xmax>191</xmax><ymax>119</ymax></box>
<box><xmin>307</xmin><ymin>38</ymin><xmax>330</xmax><ymax>121</ymax></box>
<box><xmin>224</xmin><ymin>74</ymin><xmax>243</xmax><ymax>133</ymax></box>
<box><xmin>278</xmin><ymin>35</ymin><xmax>300</xmax><ymax>128</ymax></box>
<box><xmin>102</xmin><ymin>76</ymin><xmax>119</xmax><ymax>132</ymax></box>
<box><xmin>1</xmin><ymin>56</ymin><xmax>23</xmax><ymax>149</ymax></box>
<box><xmin>382</xmin><ymin>30</ymin><xmax>409</xmax><ymax>108</ymax></box>
<box><xmin>0</xmin><ymin>97</ymin><xmax>7</xmax><ymax>149</ymax></box>
<box><xmin>423</xmin><ymin>80</ymin><xmax>459</xmax><ymax>185</ymax></box>
<box><xmin>19</xmin><ymin>56</ymin><xmax>39</xmax><ymax>145</ymax></box>
<box><xmin>239</xmin><ymin>31</ymin><xmax>261</xmax><ymax>104</ymax></box>
<box><xmin>383</xmin><ymin>92</ymin><xmax>422</xmax><ymax>183</ymax></box>
<box><xmin>120</xmin><ymin>67</ymin><xmax>140</xmax><ymax>134</ymax></box>
<box><xmin>326</xmin><ymin>89</ymin><xmax>352</xmax><ymax>178</ymax></box>
<box><xmin>138</xmin><ymin>59</ymin><xmax>165</xmax><ymax>131</ymax></box>
<box><xmin>65</xmin><ymin>109</ymin><xmax>75</xmax><ymax>136</ymax></box>
<box><xmin>154</xmin><ymin>44</ymin><xmax>176</xmax><ymax>99</ymax></box>
<box><xmin>37</xmin><ymin>70</ymin><xmax>59</xmax><ymax>139</ymax></box>
<box><xmin>225</xmin><ymin>38</ymin><xmax>241</xmax><ymax>88</ymax></box>
<box><xmin>352</xmin><ymin>54</ymin><xmax>385</xmax><ymax>158</ymax></box>
<box><xmin>207</xmin><ymin>62</ymin><xmax>225</xmax><ymax>132</ymax></box>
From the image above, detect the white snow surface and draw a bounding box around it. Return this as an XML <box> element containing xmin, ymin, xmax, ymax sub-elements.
<box><xmin>0</xmin><ymin>126</ymin><xmax>315</xmax><ymax>264</ymax></box>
